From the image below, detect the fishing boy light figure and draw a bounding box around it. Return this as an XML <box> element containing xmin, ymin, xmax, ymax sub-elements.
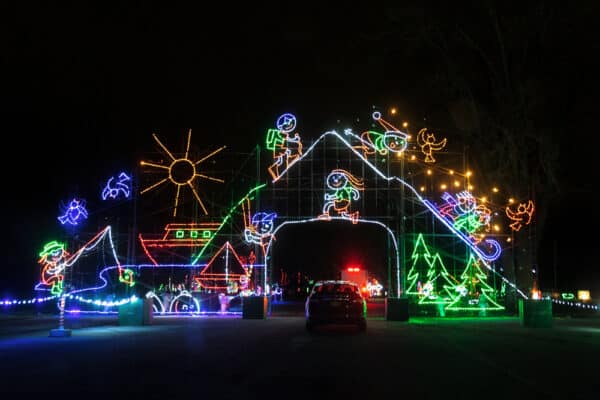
<box><xmin>38</xmin><ymin>241</ymin><xmax>69</xmax><ymax>295</ymax></box>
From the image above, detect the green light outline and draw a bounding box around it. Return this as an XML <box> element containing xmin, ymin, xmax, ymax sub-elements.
<box><xmin>191</xmin><ymin>183</ymin><xmax>267</xmax><ymax>265</ymax></box>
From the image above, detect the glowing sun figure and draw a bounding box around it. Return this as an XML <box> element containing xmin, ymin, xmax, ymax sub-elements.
<box><xmin>140</xmin><ymin>129</ymin><xmax>225</xmax><ymax>217</ymax></box>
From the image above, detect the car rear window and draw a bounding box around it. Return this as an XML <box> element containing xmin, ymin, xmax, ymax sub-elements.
<box><xmin>312</xmin><ymin>283</ymin><xmax>359</xmax><ymax>296</ymax></box>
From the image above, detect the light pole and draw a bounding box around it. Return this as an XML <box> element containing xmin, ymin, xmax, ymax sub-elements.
<box><xmin>49</xmin><ymin>292</ymin><xmax>71</xmax><ymax>337</ymax></box>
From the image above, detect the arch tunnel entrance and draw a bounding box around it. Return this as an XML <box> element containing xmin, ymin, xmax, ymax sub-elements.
<box><xmin>266</xmin><ymin>219</ymin><xmax>397</xmax><ymax>316</ymax></box>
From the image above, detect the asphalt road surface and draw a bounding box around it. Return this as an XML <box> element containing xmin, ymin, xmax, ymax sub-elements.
<box><xmin>1</xmin><ymin>311</ymin><xmax>599</xmax><ymax>399</ymax></box>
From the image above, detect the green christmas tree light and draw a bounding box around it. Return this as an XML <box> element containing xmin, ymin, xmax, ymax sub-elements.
<box><xmin>446</xmin><ymin>254</ymin><xmax>504</xmax><ymax>311</ymax></box>
<box><xmin>405</xmin><ymin>234</ymin><xmax>432</xmax><ymax>297</ymax></box>
<box><xmin>418</xmin><ymin>253</ymin><xmax>458</xmax><ymax>305</ymax></box>
<box><xmin>405</xmin><ymin>233</ymin><xmax>458</xmax><ymax>305</ymax></box>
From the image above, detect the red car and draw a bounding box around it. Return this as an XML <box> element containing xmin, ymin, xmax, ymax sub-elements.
<box><xmin>305</xmin><ymin>280</ymin><xmax>367</xmax><ymax>331</ymax></box>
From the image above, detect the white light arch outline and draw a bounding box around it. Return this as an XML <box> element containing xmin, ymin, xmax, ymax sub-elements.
<box><xmin>146</xmin><ymin>291</ymin><xmax>165</xmax><ymax>314</ymax></box>
<box><xmin>264</xmin><ymin>217</ymin><xmax>401</xmax><ymax>297</ymax></box>
<box><xmin>168</xmin><ymin>290</ymin><xmax>201</xmax><ymax>314</ymax></box>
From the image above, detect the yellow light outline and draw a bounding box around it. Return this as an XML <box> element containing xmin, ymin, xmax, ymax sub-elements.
<box><xmin>140</xmin><ymin>130</ymin><xmax>225</xmax><ymax>217</ymax></box>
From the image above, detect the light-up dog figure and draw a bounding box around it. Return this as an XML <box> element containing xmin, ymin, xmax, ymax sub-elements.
<box><xmin>38</xmin><ymin>241</ymin><xmax>70</xmax><ymax>295</ymax></box>
<box><xmin>319</xmin><ymin>169</ymin><xmax>364</xmax><ymax>224</ymax></box>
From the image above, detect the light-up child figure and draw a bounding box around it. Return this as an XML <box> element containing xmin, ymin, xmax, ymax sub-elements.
<box><xmin>319</xmin><ymin>169</ymin><xmax>364</xmax><ymax>224</ymax></box>
<box><xmin>38</xmin><ymin>241</ymin><xmax>70</xmax><ymax>295</ymax></box>
<box><xmin>244</xmin><ymin>212</ymin><xmax>277</xmax><ymax>257</ymax></box>
<box><xmin>266</xmin><ymin>113</ymin><xmax>303</xmax><ymax>180</ymax></box>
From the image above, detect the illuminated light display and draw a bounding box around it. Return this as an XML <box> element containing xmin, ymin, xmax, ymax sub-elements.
<box><xmin>577</xmin><ymin>291</ymin><xmax>591</xmax><ymax>301</ymax></box>
<box><xmin>416</xmin><ymin>128</ymin><xmax>447</xmax><ymax>163</ymax></box>
<box><xmin>552</xmin><ymin>298</ymin><xmax>599</xmax><ymax>310</ymax></box>
<box><xmin>265</xmin><ymin>217</ymin><xmax>401</xmax><ymax>297</ymax></box>
<box><xmin>270</xmin><ymin>128</ymin><xmax>520</xmax><ymax>297</ymax></box>
<box><xmin>35</xmin><ymin>226</ymin><xmax>134</xmax><ymax>295</ymax></box>
<box><xmin>146</xmin><ymin>291</ymin><xmax>165</xmax><ymax>314</ymax></box>
<box><xmin>68</xmin><ymin>294</ymin><xmax>137</xmax><ymax>308</ymax></box>
<box><xmin>319</xmin><ymin>169</ymin><xmax>364</xmax><ymax>224</ymax></box>
<box><xmin>446</xmin><ymin>255</ymin><xmax>504</xmax><ymax>311</ymax></box>
<box><xmin>139</xmin><ymin>223</ymin><xmax>221</xmax><ymax>265</ymax></box>
<box><xmin>505</xmin><ymin>200</ymin><xmax>535</xmax><ymax>231</ymax></box>
<box><xmin>101</xmin><ymin>172</ymin><xmax>131</xmax><ymax>200</ymax></box>
<box><xmin>38</xmin><ymin>241</ymin><xmax>69</xmax><ymax>295</ymax></box>
<box><xmin>13</xmin><ymin>110</ymin><xmax>543</xmax><ymax>317</ymax></box>
<box><xmin>168</xmin><ymin>290</ymin><xmax>201</xmax><ymax>313</ymax></box>
<box><xmin>405</xmin><ymin>234</ymin><xmax>458</xmax><ymax>305</ymax></box>
<box><xmin>58</xmin><ymin>198</ymin><xmax>88</xmax><ymax>226</ymax></box>
<box><xmin>428</xmin><ymin>191</ymin><xmax>501</xmax><ymax>261</ymax></box>
<box><xmin>242</xmin><ymin>197</ymin><xmax>277</xmax><ymax>257</ymax></box>
<box><xmin>119</xmin><ymin>269</ymin><xmax>135</xmax><ymax>287</ymax></box>
<box><xmin>266</xmin><ymin>113</ymin><xmax>303</xmax><ymax>180</ymax></box>
<box><xmin>344</xmin><ymin>112</ymin><xmax>408</xmax><ymax>159</ymax></box>
<box><xmin>194</xmin><ymin>242</ymin><xmax>249</xmax><ymax>290</ymax></box>
<box><xmin>276</xmin><ymin>113</ymin><xmax>297</xmax><ymax>133</ymax></box>
<box><xmin>0</xmin><ymin>295</ymin><xmax>56</xmax><ymax>306</ymax></box>
<box><xmin>191</xmin><ymin>184</ymin><xmax>266</xmax><ymax>265</ymax></box>
<box><xmin>366</xmin><ymin>279</ymin><xmax>383</xmax><ymax>297</ymax></box>
<box><xmin>140</xmin><ymin>129</ymin><xmax>225</xmax><ymax>216</ymax></box>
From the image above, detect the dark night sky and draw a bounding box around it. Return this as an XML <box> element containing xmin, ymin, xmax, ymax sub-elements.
<box><xmin>2</xmin><ymin>3</ymin><xmax>599</xmax><ymax>298</ymax></box>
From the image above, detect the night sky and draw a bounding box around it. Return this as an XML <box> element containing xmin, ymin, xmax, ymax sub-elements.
<box><xmin>2</xmin><ymin>3</ymin><xmax>599</xmax><ymax>298</ymax></box>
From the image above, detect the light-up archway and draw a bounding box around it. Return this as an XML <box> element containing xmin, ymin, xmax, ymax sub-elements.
<box><xmin>265</xmin><ymin>217</ymin><xmax>400</xmax><ymax>296</ymax></box>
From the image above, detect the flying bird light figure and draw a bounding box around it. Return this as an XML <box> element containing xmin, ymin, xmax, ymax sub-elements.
<box><xmin>102</xmin><ymin>172</ymin><xmax>131</xmax><ymax>200</ymax></box>
<box><xmin>505</xmin><ymin>200</ymin><xmax>535</xmax><ymax>231</ymax></box>
<box><xmin>417</xmin><ymin>128</ymin><xmax>447</xmax><ymax>163</ymax></box>
<box><xmin>58</xmin><ymin>198</ymin><xmax>88</xmax><ymax>226</ymax></box>
<box><xmin>140</xmin><ymin>129</ymin><xmax>225</xmax><ymax>217</ymax></box>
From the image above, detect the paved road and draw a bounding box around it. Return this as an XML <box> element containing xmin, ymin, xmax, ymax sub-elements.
<box><xmin>0</xmin><ymin>313</ymin><xmax>599</xmax><ymax>398</ymax></box>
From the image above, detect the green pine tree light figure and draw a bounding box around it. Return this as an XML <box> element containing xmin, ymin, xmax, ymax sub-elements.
<box><xmin>418</xmin><ymin>253</ymin><xmax>459</xmax><ymax>305</ymax></box>
<box><xmin>405</xmin><ymin>234</ymin><xmax>459</xmax><ymax>306</ymax></box>
<box><xmin>446</xmin><ymin>254</ymin><xmax>504</xmax><ymax>311</ymax></box>
<box><xmin>405</xmin><ymin>234</ymin><xmax>433</xmax><ymax>297</ymax></box>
